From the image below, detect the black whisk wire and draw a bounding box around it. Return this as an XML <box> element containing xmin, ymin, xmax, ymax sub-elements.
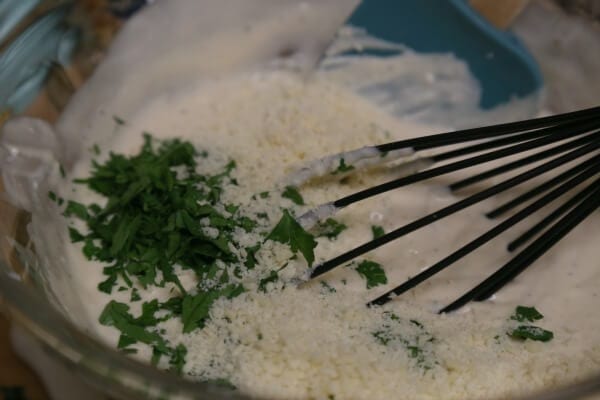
<box><xmin>310</xmin><ymin>140</ymin><xmax>600</xmax><ymax>279</ymax></box>
<box><xmin>486</xmin><ymin>155</ymin><xmax>600</xmax><ymax>219</ymax></box>
<box><xmin>334</xmin><ymin>123</ymin><xmax>600</xmax><ymax>209</ymax></box>
<box><xmin>507</xmin><ymin>171</ymin><xmax>600</xmax><ymax>252</ymax></box>
<box><xmin>448</xmin><ymin>128</ymin><xmax>600</xmax><ymax>191</ymax></box>
<box><xmin>368</xmin><ymin>156</ymin><xmax>600</xmax><ymax>308</ymax></box>
<box><xmin>440</xmin><ymin>181</ymin><xmax>600</xmax><ymax>313</ymax></box>
<box><xmin>375</xmin><ymin>105</ymin><xmax>600</xmax><ymax>153</ymax></box>
<box><xmin>486</xmin><ymin>152</ymin><xmax>600</xmax><ymax>221</ymax></box>
<box><xmin>431</xmin><ymin>114</ymin><xmax>600</xmax><ymax>162</ymax></box>
<box><xmin>302</xmin><ymin>107</ymin><xmax>600</xmax><ymax>312</ymax></box>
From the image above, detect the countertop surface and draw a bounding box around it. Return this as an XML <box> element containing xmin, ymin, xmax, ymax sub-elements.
<box><xmin>0</xmin><ymin>315</ymin><xmax>48</xmax><ymax>400</ymax></box>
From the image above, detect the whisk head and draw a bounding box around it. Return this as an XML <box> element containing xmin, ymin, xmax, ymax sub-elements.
<box><xmin>296</xmin><ymin>106</ymin><xmax>600</xmax><ymax>312</ymax></box>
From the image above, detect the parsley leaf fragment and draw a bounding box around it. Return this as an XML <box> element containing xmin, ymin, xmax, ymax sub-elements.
<box><xmin>320</xmin><ymin>281</ymin><xmax>336</xmax><ymax>293</ymax></box>
<box><xmin>99</xmin><ymin>300</ymin><xmax>163</xmax><ymax>346</ymax></box>
<box><xmin>511</xmin><ymin>306</ymin><xmax>544</xmax><ymax>322</ymax></box>
<box><xmin>509</xmin><ymin>325</ymin><xmax>554</xmax><ymax>342</ymax></box>
<box><xmin>266</xmin><ymin>210</ymin><xmax>317</xmax><ymax>266</ymax></box>
<box><xmin>331</xmin><ymin>158</ymin><xmax>355</xmax><ymax>175</ymax></box>
<box><xmin>181</xmin><ymin>284</ymin><xmax>244</xmax><ymax>333</ymax></box>
<box><xmin>99</xmin><ymin>300</ymin><xmax>188</xmax><ymax>368</ymax></box>
<box><xmin>68</xmin><ymin>227</ymin><xmax>85</xmax><ymax>243</ymax></box>
<box><xmin>371</xmin><ymin>225</ymin><xmax>385</xmax><ymax>239</ymax></box>
<box><xmin>64</xmin><ymin>200</ymin><xmax>89</xmax><ymax>221</ymax></box>
<box><xmin>258</xmin><ymin>270</ymin><xmax>279</xmax><ymax>293</ymax></box>
<box><xmin>169</xmin><ymin>344</ymin><xmax>188</xmax><ymax>374</ymax></box>
<box><xmin>282</xmin><ymin>186</ymin><xmax>304</xmax><ymax>205</ymax></box>
<box><xmin>355</xmin><ymin>260</ymin><xmax>387</xmax><ymax>289</ymax></box>
<box><xmin>372</xmin><ymin>312</ymin><xmax>436</xmax><ymax>370</ymax></box>
<box><xmin>316</xmin><ymin>218</ymin><xmax>347</xmax><ymax>240</ymax></box>
<box><xmin>506</xmin><ymin>305</ymin><xmax>554</xmax><ymax>343</ymax></box>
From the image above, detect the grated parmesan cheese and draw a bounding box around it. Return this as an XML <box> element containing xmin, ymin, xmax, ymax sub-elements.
<box><xmin>59</xmin><ymin>72</ymin><xmax>600</xmax><ymax>400</ymax></box>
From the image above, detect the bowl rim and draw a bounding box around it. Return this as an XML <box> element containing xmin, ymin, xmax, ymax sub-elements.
<box><xmin>1</xmin><ymin>210</ymin><xmax>600</xmax><ymax>400</ymax></box>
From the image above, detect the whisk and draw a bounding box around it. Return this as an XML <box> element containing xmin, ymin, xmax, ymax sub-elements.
<box><xmin>293</xmin><ymin>106</ymin><xmax>600</xmax><ymax>313</ymax></box>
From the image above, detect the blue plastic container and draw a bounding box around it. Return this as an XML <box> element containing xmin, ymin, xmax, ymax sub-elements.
<box><xmin>347</xmin><ymin>0</ymin><xmax>542</xmax><ymax>108</ymax></box>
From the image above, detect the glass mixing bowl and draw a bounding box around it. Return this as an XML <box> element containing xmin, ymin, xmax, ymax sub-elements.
<box><xmin>1</xmin><ymin>1</ymin><xmax>600</xmax><ymax>399</ymax></box>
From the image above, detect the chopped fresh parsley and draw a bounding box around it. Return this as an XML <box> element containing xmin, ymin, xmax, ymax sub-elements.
<box><xmin>331</xmin><ymin>158</ymin><xmax>355</xmax><ymax>174</ymax></box>
<box><xmin>506</xmin><ymin>305</ymin><xmax>554</xmax><ymax>343</ymax></box>
<box><xmin>49</xmin><ymin>191</ymin><xmax>64</xmax><ymax>206</ymax></box>
<box><xmin>181</xmin><ymin>284</ymin><xmax>244</xmax><ymax>333</ymax></box>
<box><xmin>266</xmin><ymin>210</ymin><xmax>317</xmax><ymax>266</ymax></box>
<box><xmin>355</xmin><ymin>260</ymin><xmax>387</xmax><ymax>289</ymax></box>
<box><xmin>281</xmin><ymin>186</ymin><xmax>304</xmax><ymax>205</ymax></box>
<box><xmin>100</xmin><ymin>301</ymin><xmax>160</xmax><ymax>341</ymax></box>
<box><xmin>113</xmin><ymin>115</ymin><xmax>125</xmax><ymax>125</ymax></box>
<box><xmin>67</xmin><ymin>135</ymin><xmax>257</xmax><ymax>296</ymax></box>
<box><xmin>511</xmin><ymin>306</ymin><xmax>544</xmax><ymax>322</ymax></box>
<box><xmin>169</xmin><ymin>344</ymin><xmax>188</xmax><ymax>374</ymax></box>
<box><xmin>130</xmin><ymin>289</ymin><xmax>141</xmax><ymax>302</ymax></box>
<box><xmin>371</xmin><ymin>225</ymin><xmax>385</xmax><ymax>239</ymax></box>
<box><xmin>57</xmin><ymin>134</ymin><xmax>289</xmax><ymax>376</ymax></box>
<box><xmin>58</xmin><ymin>134</ymin><xmax>374</xmax><ymax>378</ymax></box>
<box><xmin>63</xmin><ymin>200</ymin><xmax>89</xmax><ymax>221</ymax></box>
<box><xmin>508</xmin><ymin>325</ymin><xmax>554</xmax><ymax>342</ymax></box>
<box><xmin>258</xmin><ymin>270</ymin><xmax>279</xmax><ymax>293</ymax></box>
<box><xmin>372</xmin><ymin>312</ymin><xmax>436</xmax><ymax>370</ymax></box>
<box><xmin>99</xmin><ymin>300</ymin><xmax>187</xmax><ymax>367</ymax></box>
<box><xmin>68</xmin><ymin>227</ymin><xmax>85</xmax><ymax>243</ymax></box>
<box><xmin>100</xmin><ymin>301</ymin><xmax>160</xmax><ymax>345</ymax></box>
<box><xmin>316</xmin><ymin>218</ymin><xmax>347</xmax><ymax>239</ymax></box>
<box><xmin>320</xmin><ymin>281</ymin><xmax>336</xmax><ymax>293</ymax></box>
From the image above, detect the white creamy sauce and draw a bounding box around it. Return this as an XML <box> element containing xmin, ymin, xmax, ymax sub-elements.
<box><xmin>16</xmin><ymin>1</ymin><xmax>600</xmax><ymax>399</ymax></box>
<box><xmin>53</xmin><ymin>71</ymin><xmax>600</xmax><ymax>400</ymax></box>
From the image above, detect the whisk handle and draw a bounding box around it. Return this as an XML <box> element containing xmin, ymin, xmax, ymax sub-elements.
<box><xmin>469</xmin><ymin>0</ymin><xmax>530</xmax><ymax>29</ymax></box>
